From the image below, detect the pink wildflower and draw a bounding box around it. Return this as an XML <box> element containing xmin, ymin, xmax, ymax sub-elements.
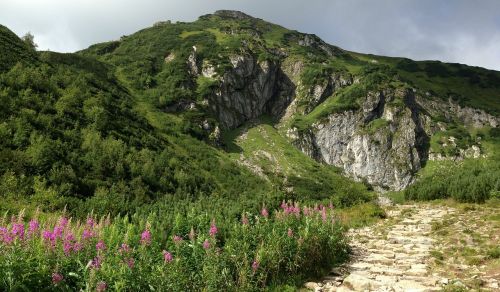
<box><xmin>162</xmin><ymin>250</ymin><xmax>173</xmax><ymax>263</ymax></box>
<box><xmin>96</xmin><ymin>281</ymin><xmax>107</xmax><ymax>292</ymax></box>
<box><xmin>53</xmin><ymin>225</ymin><xmax>63</xmax><ymax>239</ymax></box>
<box><xmin>284</xmin><ymin>206</ymin><xmax>292</xmax><ymax>215</ymax></box>
<box><xmin>125</xmin><ymin>257</ymin><xmax>135</xmax><ymax>269</ymax></box>
<box><xmin>209</xmin><ymin>222</ymin><xmax>218</xmax><ymax>237</ymax></box>
<box><xmin>86</xmin><ymin>217</ymin><xmax>95</xmax><ymax>228</ymax></box>
<box><xmin>140</xmin><ymin>229</ymin><xmax>151</xmax><ymax>245</ymax></box>
<box><xmin>252</xmin><ymin>260</ymin><xmax>259</xmax><ymax>272</ymax></box>
<box><xmin>96</xmin><ymin>240</ymin><xmax>106</xmax><ymax>251</ymax></box>
<box><xmin>202</xmin><ymin>239</ymin><xmax>211</xmax><ymax>250</ymax></box>
<box><xmin>173</xmin><ymin>235</ymin><xmax>183</xmax><ymax>244</ymax></box>
<box><xmin>28</xmin><ymin>219</ymin><xmax>39</xmax><ymax>235</ymax></box>
<box><xmin>119</xmin><ymin>243</ymin><xmax>130</xmax><ymax>254</ymax></box>
<box><xmin>42</xmin><ymin>230</ymin><xmax>53</xmax><ymax>240</ymax></box>
<box><xmin>65</xmin><ymin>232</ymin><xmax>75</xmax><ymax>242</ymax></box>
<box><xmin>52</xmin><ymin>272</ymin><xmax>63</xmax><ymax>284</ymax></box>
<box><xmin>261</xmin><ymin>207</ymin><xmax>269</xmax><ymax>218</ymax></box>
<box><xmin>287</xmin><ymin>228</ymin><xmax>293</xmax><ymax>237</ymax></box>
<box><xmin>2</xmin><ymin>232</ymin><xmax>13</xmax><ymax>244</ymax></box>
<box><xmin>280</xmin><ymin>200</ymin><xmax>287</xmax><ymax>209</ymax></box>
<box><xmin>11</xmin><ymin>223</ymin><xmax>25</xmax><ymax>240</ymax></box>
<box><xmin>82</xmin><ymin>229</ymin><xmax>93</xmax><ymax>240</ymax></box>
<box><xmin>303</xmin><ymin>207</ymin><xmax>310</xmax><ymax>216</ymax></box>
<box><xmin>58</xmin><ymin>217</ymin><xmax>69</xmax><ymax>228</ymax></box>
<box><xmin>42</xmin><ymin>230</ymin><xmax>55</xmax><ymax>245</ymax></box>
<box><xmin>91</xmin><ymin>256</ymin><xmax>103</xmax><ymax>269</ymax></box>
<box><xmin>0</xmin><ymin>227</ymin><xmax>7</xmax><ymax>243</ymax></box>
<box><xmin>73</xmin><ymin>242</ymin><xmax>83</xmax><ymax>252</ymax></box>
<box><xmin>63</xmin><ymin>241</ymin><xmax>72</xmax><ymax>255</ymax></box>
<box><xmin>321</xmin><ymin>208</ymin><xmax>327</xmax><ymax>222</ymax></box>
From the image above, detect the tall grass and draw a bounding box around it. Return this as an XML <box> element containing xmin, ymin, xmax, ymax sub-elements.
<box><xmin>0</xmin><ymin>202</ymin><xmax>348</xmax><ymax>291</ymax></box>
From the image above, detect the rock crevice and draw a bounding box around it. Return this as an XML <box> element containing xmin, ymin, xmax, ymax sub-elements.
<box><xmin>208</xmin><ymin>54</ymin><xmax>295</xmax><ymax>129</ymax></box>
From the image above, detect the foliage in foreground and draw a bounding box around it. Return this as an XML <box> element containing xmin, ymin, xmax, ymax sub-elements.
<box><xmin>0</xmin><ymin>202</ymin><xmax>348</xmax><ymax>291</ymax></box>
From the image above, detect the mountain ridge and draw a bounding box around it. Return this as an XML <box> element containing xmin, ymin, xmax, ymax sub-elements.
<box><xmin>0</xmin><ymin>10</ymin><xmax>498</xmax><ymax>215</ymax></box>
<box><xmin>1</xmin><ymin>11</ymin><xmax>499</xmax><ymax>291</ymax></box>
<box><xmin>76</xmin><ymin>10</ymin><xmax>499</xmax><ymax>190</ymax></box>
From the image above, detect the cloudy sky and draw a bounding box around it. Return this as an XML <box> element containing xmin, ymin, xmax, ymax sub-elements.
<box><xmin>1</xmin><ymin>0</ymin><xmax>499</xmax><ymax>70</ymax></box>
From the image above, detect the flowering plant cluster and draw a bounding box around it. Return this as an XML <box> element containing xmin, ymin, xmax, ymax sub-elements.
<box><xmin>0</xmin><ymin>202</ymin><xmax>347</xmax><ymax>291</ymax></box>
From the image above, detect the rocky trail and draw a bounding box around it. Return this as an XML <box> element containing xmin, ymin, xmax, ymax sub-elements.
<box><xmin>305</xmin><ymin>203</ymin><xmax>500</xmax><ymax>292</ymax></box>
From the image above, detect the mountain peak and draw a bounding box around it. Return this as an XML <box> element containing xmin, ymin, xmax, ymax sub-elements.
<box><xmin>213</xmin><ymin>10</ymin><xmax>255</xmax><ymax>20</ymax></box>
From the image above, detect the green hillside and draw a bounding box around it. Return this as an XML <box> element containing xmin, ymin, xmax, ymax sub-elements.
<box><xmin>0</xmin><ymin>10</ymin><xmax>499</xmax><ymax>290</ymax></box>
<box><xmin>0</xmin><ymin>25</ymin><xmax>38</xmax><ymax>72</ymax></box>
<box><xmin>0</xmin><ymin>13</ymin><xmax>376</xmax><ymax>220</ymax></box>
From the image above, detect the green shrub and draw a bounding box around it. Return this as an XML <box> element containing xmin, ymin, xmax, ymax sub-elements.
<box><xmin>0</xmin><ymin>202</ymin><xmax>348</xmax><ymax>291</ymax></box>
<box><xmin>405</xmin><ymin>157</ymin><xmax>500</xmax><ymax>203</ymax></box>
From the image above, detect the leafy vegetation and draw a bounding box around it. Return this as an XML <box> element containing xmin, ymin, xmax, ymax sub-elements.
<box><xmin>405</xmin><ymin>157</ymin><xmax>500</xmax><ymax>203</ymax></box>
<box><xmin>0</xmin><ymin>25</ymin><xmax>38</xmax><ymax>72</ymax></box>
<box><xmin>405</xmin><ymin>127</ymin><xmax>500</xmax><ymax>203</ymax></box>
<box><xmin>0</xmin><ymin>202</ymin><xmax>348</xmax><ymax>290</ymax></box>
<box><xmin>1</xmin><ymin>9</ymin><xmax>499</xmax><ymax>290</ymax></box>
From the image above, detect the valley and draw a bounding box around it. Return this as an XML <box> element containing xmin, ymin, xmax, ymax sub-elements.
<box><xmin>0</xmin><ymin>9</ymin><xmax>499</xmax><ymax>291</ymax></box>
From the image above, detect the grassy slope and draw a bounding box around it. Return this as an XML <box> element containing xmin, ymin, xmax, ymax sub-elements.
<box><xmin>222</xmin><ymin>116</ymin><xmax>373</xmax><ymax>205</ymax></box>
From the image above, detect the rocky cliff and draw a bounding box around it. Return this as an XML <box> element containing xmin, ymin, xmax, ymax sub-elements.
<box><xmin>201</xmin><ymin>53</ymin><xmax>295</xmax><ymax>129</ymax></box>
<box><xmin>286</xmin><ymin>85</ymin><xmax>499</xmax><ymax>190</ymax></box>
<box><xmin>187</xmin><ymin>40</ymin><xmax>498</xmax><ymax>191</ymax></box>
<box><xmin>79</xmin><ymin>10</ymin><xmax>500</xmax><ymax>192</ymax></box>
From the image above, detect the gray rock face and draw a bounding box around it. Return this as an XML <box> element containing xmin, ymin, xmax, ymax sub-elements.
<box><xmin>301</xmin><ymin>72</ymin><xmax>353</xmax><ymax>114</ymax></box>
<box><xmin>297</xmin><ymin>34</ymin><xmax>344</xmax><ymax>57</ymax></box>
<box><xmin>416</xmin><ymin>96</ymin><xmax>500</xmax><ymax>128</ymax></box>
<box><xmin>187</xmin><ymin>46</ymin><xmax>199</xmax><ymax>75</ymax></box>
<box><xmin>301</xmin><ymin>89</ymin><xmax>427</xmax><ymax>190</ymax></box>
<box><xmin>197</xmin><ymin>50</ymin><xmax>497</xmax><ymax>190</ymax></box>
<box><xmin>208</xmin><ymin>54</ymin><xmax>295</xmax><ymax>129</ymax></box>
<box><xmin>289</xmin><ymin>85</ymin><xmax>498</xmax><ymax>190</ymax></box>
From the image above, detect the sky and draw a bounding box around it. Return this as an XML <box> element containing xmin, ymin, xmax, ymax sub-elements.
<box><xmin>1</xmin><ymin>0</ymin><xmax>499</xmax><ymax>71</ymax></box>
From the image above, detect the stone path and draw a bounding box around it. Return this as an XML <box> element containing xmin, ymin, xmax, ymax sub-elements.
<box><xmin>305</xmin><ymin>204</ymin><xmax>455</xmax><ymax>292</ymax></box>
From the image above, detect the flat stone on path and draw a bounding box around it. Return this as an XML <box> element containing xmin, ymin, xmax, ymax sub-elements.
<box><xmin>304</xmin><ymin>204</ymin><xmax>455</xmax><ymax>292</ymax></box>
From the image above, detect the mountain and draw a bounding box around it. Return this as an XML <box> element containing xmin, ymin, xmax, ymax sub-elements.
<box><xmin>0</xmin><ymin>10</ymin><xmax>499</xmax><ymax>216</ymax></box>
<box><xmin>81</xmin><ymin>10</ymin><xmax>499</xmax><ymax>191</ymax></box>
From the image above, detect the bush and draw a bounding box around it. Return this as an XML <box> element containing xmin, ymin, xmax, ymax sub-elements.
<box><xmin>0</xmin><ymin>202</ymin><xmax>348</xmax><ymax>291</ymax></box>
<box><xmin>405</xmin><ymin>158</ymin><xmax>500</xmax><ymax>203</ymax></box>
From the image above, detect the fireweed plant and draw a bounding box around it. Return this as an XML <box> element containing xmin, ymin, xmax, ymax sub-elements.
<box><xmin>0</xmin><ymin>202</ymin><xmax>347</xmax><ymax>291</ymax></box>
